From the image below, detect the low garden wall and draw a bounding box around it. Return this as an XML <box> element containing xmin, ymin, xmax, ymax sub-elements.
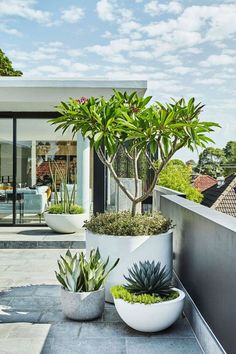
<box><xmin>159</xmin><ymin>193</ymin><xmax>236</xmax><ymax>354</ymax></box>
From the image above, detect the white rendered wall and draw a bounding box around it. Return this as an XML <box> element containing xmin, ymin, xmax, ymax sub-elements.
<box><xmin>77</xmin><ymin>133</ymin><xmax>90</xmax><ymax>217</ymax></box>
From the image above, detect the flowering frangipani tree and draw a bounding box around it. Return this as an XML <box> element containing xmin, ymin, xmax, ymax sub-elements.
<box><xmin>50</xmin><ymin>91</ymin><xmax>220</xmax><ymax>216</ymax></box>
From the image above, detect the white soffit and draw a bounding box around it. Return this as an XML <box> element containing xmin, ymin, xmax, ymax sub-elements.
<box><xmin>0</xmin><ymin>78</ymin><xmax>147</xmax><ymax>112</ymax></box>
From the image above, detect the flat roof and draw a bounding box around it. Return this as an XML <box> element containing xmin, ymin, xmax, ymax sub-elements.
<box><xmin>0</xmin><ymin>78</ymin><xmax>147</xmax><ymax>112</ymax></box>
<box><xmin>0</xmin><ymin>77</ymin><xmax>147</xmax><ymax>89</ymax></box>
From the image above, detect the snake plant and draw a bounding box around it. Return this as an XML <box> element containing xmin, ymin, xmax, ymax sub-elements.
<box><xmin>55</xmin><ymin>248</ymin><xmax>119</xmax><ymax>292</ymax></box>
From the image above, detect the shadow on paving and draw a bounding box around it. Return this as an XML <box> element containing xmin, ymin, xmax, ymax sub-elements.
<box><xmin>0</xmin><ymin>284</ymin><xmax>203</xmax><ymax>354</ymax></box>
<box><xmin>17</xmin><ymin>229</ymin><xmax>60</xmax><ymax>236</ymax></box>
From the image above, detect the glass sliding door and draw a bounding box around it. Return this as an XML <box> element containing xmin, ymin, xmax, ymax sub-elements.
<box><xmin>0</xmin><ymin>118</ymin><xmax>13</xmax><ymax>224</ymax></box>
<box><xmin>16</xmin><ymin>119</ymin><xmax>77</xmax><ymax>224</ymax></box>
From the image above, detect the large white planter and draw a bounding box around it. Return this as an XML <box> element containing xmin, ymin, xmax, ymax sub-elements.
<box><xmin>113</xmin><ymin>288</ymin><xmax>185</xmax><ymax>332</ymax></box>
<box><xmin>44</xmin><ymin>212</ymin><xmax>86</xmax><ymax>233</ymax></box>
<box><xmin>61</xmin><ymin>287</ymin><xmax>105</xmax><ymax>320</ymax></box>
<box><xmin>86</xmin><ymin>229</ymin><xmax>173</xmax><ymax>302</ymax></box>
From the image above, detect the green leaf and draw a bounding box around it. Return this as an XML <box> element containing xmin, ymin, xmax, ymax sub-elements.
<box><xmin>94</xmin><ymin>132</ymin><xmax>104</xmax><ymax>143</ymax></box>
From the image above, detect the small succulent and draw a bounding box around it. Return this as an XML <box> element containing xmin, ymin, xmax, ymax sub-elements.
<box><xmin>123</xmin><ymin>260</ymin><xmax>173</xmax><ymax>296</ymax></box>
<box><xmin>55</xmin><ymin>248</ymin><xmax>119</xmax><ymax>292</ymax></box>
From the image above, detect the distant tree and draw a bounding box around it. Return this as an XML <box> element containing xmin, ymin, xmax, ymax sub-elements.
<box><xmin>196</xmin><ymin>147</ymin><xmax>227</xmax><ymax>178</ymax></box>
<box><xmin>169</xmin><ymin>159</ymin><xmax>185</xmax><ymax>167</ymax></box>
<box><xmin>0</xmin><ymin>49</ymin><xmax>23</xmax><ymax>76</ymax></box>
<box><xmin>223</xmin><ymin>141</ymin><xmax>236</xmax><ymax>174</ymax></box>
<box><xmin>186</xmin><ymin>159</ymin><xmax>197</xmax><ymax>168</ymax></box>
<box><xmin>158</xmin><ymin>160</ymin><xmax>203</xmax><ymax>203</ymax></box>
<box><xmin>224</xmin><ymin>141</ymin><xmax>236</xmax><ymax>160</ymax></box>
<box><xmin>186</xmin><ymin>159</ymin><xmax>197</xmax><ymax>175</ymax></box>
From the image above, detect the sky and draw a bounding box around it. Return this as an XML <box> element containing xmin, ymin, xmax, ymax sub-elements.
<box><xmin>0</xmin><ymin>0</ymin><xmax>236</xmax><ymax>162</ymax></box>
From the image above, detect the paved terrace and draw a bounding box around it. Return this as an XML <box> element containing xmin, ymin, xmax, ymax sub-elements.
<box><xmin>0</xmin><ymin>227</ymin><xmax>203</xmax><ymax>354</ymax></box>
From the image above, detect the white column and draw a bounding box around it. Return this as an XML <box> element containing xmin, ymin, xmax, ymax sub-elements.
<box><xmin>31</xmin><ymin>140</ymin><xmax>36</xmax><ymax>186</ymax></box>
<box><xmin>77</xmin><ymin>133</ymin><xmax>90</xmax><ymax>217</ymax></box>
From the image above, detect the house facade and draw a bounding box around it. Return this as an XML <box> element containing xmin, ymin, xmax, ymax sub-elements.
<box><xmin>0</xmin><ymin>78</ymin><xmax>147</xmax><ymax>226</ymax></box>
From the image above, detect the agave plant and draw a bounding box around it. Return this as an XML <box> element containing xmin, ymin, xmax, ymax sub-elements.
<box><xmin>123</xmin><ymin>260</ymin><xmax>172</xmax><ymax>296</ymax></box>
<box><xmin>55</xmin><ymin>248</ymin><xmax>119</xmax><ymax>292</ymax></box>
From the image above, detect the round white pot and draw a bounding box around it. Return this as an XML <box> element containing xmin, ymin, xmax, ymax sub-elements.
<box><xmin>44</xmin><ymin>212</ymin><xmax>86</xmax><ymax>233</ymax></box>
<box><xmin>61</xmin><ymin>287</ymin><xmax>105</xmax><ymax>320</ymax></box>
<box><xmin>113</xmin><ymin>288</ymin><xmax>185</xmax><ymax>332</ymax></box>
<box><xmin>86</xmin><ymin>229</ymin><xmax>173</xmax><ymax>302</ymax></box>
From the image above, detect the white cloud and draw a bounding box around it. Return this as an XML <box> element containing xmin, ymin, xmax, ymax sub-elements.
<box><xmin>148</xmin><ymin>79</ymin><xmax>187</xmax><ymax>94</ymax></box>
<box><xmin>200</xmin><ymin>54</ymin><xmax>236</xmax><ymax>67</ymax></box>
<box><xmin>141</xmin><ymin>3</ymin><xmax>236</xmax><ymax>44</ymax></box>
<box><xmin>119</xmin><ymin>20</ymin><xmax>141</xmax><ymax>34</ymax></box>
<box><xmin>0</xmin><ymin>0</ymin><xmax>52</xmax><ymax>25</ymax></box>
<box><xmin>87</xmin><ymin>38</ymin><xmax>144</xmax><ymax>63</ymax></box>
<box><xmin>144</xmin><ymin>1</ymin><xmax>183</xmax><ymax>16</ymax></box>
<box><xmin>159</xmin><ymin>55</ymin><xmax>182</xmax><ymax>66</ymax></box>
<box><xmin>169</xmin><ymin>66</ymin><xmax>194</xmax><ymax>75</ymax></box>
<box><xmin>67</xmin><ymin>49</ymin><xmax>86</xmax><ymax>58</ymax></box>
<box><xmin>195</xmin><ymin>78</ymin><xmax>225</xmax><ymax>85</ymax></box>
<box><xmin>23</xmin><ymin>60</ymin><xmax>100</xmax><ymax>78</ymax></box>
<box><xmin>102</xmin><ymin>31</ymin><xmax>114</xmax><ymax>39</ymax></box>
<box><xmin>0</xmin><ymin>23</ymin><xmax>21</xmax><ymax>36</ymax></box>
<box><xmin>61</xmin><ymin>6</ymin><xmax>84</xmax><ymax>23</ymax></box>
<box><xmin>129</xmin><ymin>50</ymin><xmax>153</xmax><ymax>60</ymax></box>
<box><xmin>7</xmin><ymin>43</ymin><xmax>64</xmax><ymax>62</ymax></box>
<box><xmin>96</xmin><ymin>0</ymin><xmax>116</xmax><ymax>21</ymax></box>
<box><xmin>49</xmin><ymin>42</ymin><xmax>64</xmax><ymax>48</ymax></box>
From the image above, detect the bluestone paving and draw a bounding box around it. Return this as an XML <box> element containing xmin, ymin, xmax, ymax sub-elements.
<box><xmin>126</xmin><ymin>338</ymin><xmax>203</xmax><ymax>354</ymax></box>
<box><xmin>0</xmin><ymin>226</ymin><xmax>85</xmax><ymax>249</ymax></box>
<box><xmin>0</xmin><ymin>228</ymin><xmax>204</xmax><ymax>354</ymax></box>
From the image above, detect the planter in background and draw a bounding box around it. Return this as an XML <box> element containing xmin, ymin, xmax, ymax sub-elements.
<box><xmin>86</xmin><ymin>229</ymin><xmax>173</xmax><ymax>302</ymax></box>
<box><xmin>44</xmin><ymin>212</ymin><xmax>86</xmax><ymax>233</ymax></box>
<box><xmin>113</xmin><ymin>288</ymin><xmax>185</xmax><ymax>332</ymax></box>
<box><xmin>61</xmin><ymin>287</ymin><xmax>105</xmax><ymax>320</ymax></box>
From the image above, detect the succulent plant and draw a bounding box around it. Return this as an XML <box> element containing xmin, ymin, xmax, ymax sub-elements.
<box><xmin>123</xmin><ymin>260</ymin><xmax>173</xmax><ymax>296</ymax></box>
<box><xmin>55</xmin><ymin>248</ymin><xmax>119</xmax><ymax>292</ymax></box>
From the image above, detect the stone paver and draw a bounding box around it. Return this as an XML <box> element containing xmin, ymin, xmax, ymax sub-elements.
<box><xmin>0</xmin><ymin>231</ymin><xmax>204</xmax><ymax>354</ymax></box>
<box><xmin>0</xmin><ymin>227</ymin><xmax>85</xmax><ymax>249</ymax></box>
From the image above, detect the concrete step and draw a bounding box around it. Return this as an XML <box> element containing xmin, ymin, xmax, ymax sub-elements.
<box><xmin>0</xmin><ymin>227</ymin><xmax>86</xmax><ymax>249</ymax></box>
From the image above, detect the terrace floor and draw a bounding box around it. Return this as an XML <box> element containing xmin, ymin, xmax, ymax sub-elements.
<box><xmin>0</xmin><ymin>228</ymin><xmax>204</xmax><ymax>354</ymax></box>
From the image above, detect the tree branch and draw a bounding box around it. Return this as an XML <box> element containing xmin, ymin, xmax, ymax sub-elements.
<box><xmin>122</xmin><ymin>144</ymin><xmax>133</xmax><ymax>161</ymax></box>
<box><xmin>145</xmin><ymin>151</ymin><xmax>156</xmax><ymax>171</ymax></box>
<box><xmin>133</xmin><ymin>148</ymin><xmax>139</xmax><ymax>199</ymax></box>
<box><xmin>97</xmin><ymin>147</ymin><xmax>135</xmax><ymax>201</ymax></box>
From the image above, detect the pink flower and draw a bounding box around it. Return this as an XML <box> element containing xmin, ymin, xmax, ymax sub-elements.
<box><xmin>130</xmin><ymin>106</ymin><xmax>140</xmax><ymax>113</ymax></box>
<box><xmin>77</xmin><ymin>96</ymin><xmax>88</xmax><ymax>104</ymax></box>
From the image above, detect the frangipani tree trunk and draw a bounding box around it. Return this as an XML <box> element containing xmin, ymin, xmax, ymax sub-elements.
<box><xmin>50</xmin><ymin>91</ymin><xmax>220</xmax><ymax>216</ymax></box>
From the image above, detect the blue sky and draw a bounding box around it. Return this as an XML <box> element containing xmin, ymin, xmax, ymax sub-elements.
<box><xmin>0</xmin><ymin>0</ymin><xmax>236</xmax><ymax>161</ymax></box>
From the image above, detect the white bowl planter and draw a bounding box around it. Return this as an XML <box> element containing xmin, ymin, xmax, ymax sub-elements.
<box><xmin>44</xmin><ymin>212</ymin><xmax>86</xmax><ymax>234</ymax></box>
<box><xmin>113</xmin><ymin>288</ymin><xmax>185</xmax><ymax>332</ymax></box>
<box><xmin>86</xmin><ymin>229</ymin><xmax>173</xmax><ymax>302</ymax></box>
<box><xmin>61</xmin><ymin>287</ymin><xmax>105</xmax><ymax>320</ymax></box>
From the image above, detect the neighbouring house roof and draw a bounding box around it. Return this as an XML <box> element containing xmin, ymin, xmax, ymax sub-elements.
<box><xmin>193</xmin><ymin>175</ymin><xmax>217</xmax><ymax>192</ymax></box>
<box><xmin>0</xmin><ymin>78</ymin><xmax>147</xmax><ymax>112</ymax></box>
<box><xmin>202</xmin><ymin>174</ymin><xmax>236</xmax><ymax>217</ymax></box>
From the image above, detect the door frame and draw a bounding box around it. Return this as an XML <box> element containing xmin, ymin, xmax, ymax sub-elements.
<box><xmin>0</xmin><ymin>112</ymin><xmax>60</xmax><ymax>227</ymax></box>
<box><xmin>0</xmin><ymin>112</ymin><xmax>105</xmax><ymax>226</ymax></box>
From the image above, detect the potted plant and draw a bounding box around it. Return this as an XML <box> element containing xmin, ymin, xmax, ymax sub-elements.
<box><xmin>50</xmin><ymin>91</ymin><xmax>219</xmax><ymax>300</ymax></box>
<box><xmin>111</xmin><ymin>260</ymin><xmax>185</xmax><ymax>332</ymax></box>
<box><xmin>84</xmin><ymin>212</ymin><xmax>173</xmax><ymax>302</ymax></box>
<box><xmin>44</xmin><ymin>160</ymin><xmax>86</xmax><ymax>233</ymax></box>
<box><xmin>55</xmin><ymin>248</ymin><xmax>119</xmax><ymax>320</ymax></box>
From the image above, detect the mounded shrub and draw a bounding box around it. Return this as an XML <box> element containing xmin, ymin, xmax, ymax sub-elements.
<box><xmin>84</xmin><ymin>211</ymin><xmax>172</xmax><ymax>236</ymax></box>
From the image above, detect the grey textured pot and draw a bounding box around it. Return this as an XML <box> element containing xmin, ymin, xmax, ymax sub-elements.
<box><xmin>61</xmin><ymin>287</ymin><xmax>105</xmax><ymax>320</ymax></box>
